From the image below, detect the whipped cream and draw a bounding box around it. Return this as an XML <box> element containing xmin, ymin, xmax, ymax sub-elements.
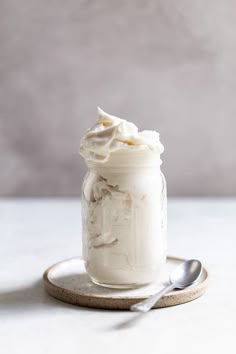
<box><xmin>80</xmin><ymin>108</ymin><xmax>164</xmax><ymax>163</ymax></box>
<box><xmin>80</xmin><ymin>109</ymin><xmax>166</xmax><ymax>288</ymax></box>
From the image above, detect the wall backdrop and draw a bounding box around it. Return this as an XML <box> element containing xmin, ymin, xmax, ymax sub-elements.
<box><xmin>1</xmin><ymin>1</ymin><xmax>236</xmax><ymax>196</ymax></box>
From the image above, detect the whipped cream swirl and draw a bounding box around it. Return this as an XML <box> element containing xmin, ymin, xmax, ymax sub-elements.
<box><xmin>80</xmin><ymin>108</ymin><xmax>164</xmax><ymax>162</ymax></box>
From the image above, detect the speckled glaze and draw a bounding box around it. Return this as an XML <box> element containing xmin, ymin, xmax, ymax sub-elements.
<box><xmin>43</xmin><ymin>256</ymin><xmax>208</xmax><ymax>310</ymax></box>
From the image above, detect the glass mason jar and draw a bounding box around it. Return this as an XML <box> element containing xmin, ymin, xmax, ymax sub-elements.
<box><xmin>81</xmin><ymin>149</ymin><xmax>167</xmax><ymax>289</ymax></box>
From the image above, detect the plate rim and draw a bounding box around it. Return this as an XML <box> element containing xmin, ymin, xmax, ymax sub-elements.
<box><xmin>43</xmin><ymin>256</ymin><xmax>208</xmax><ymax>305</ymax></box>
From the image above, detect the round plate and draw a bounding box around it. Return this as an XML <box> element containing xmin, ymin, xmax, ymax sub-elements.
<box><xmin>43</xmin><ymin>256</ymin><xmax>208</xmax><ymax>310</ymax></box>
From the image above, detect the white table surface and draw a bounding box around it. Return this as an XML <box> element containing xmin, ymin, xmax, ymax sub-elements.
<box><xmin>0</xmin><ymin>198</ymin><xmax>235</xmax><ymax>354</ymax></box>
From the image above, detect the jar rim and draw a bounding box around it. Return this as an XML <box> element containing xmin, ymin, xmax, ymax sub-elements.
<box><xmin>85</xmin><ymin>148</ymin><xmax>162</xmax><ymax>169</ymax></box>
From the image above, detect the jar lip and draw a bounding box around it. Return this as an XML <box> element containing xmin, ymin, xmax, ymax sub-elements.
<box><xmin>85</xmin><ymin>148</ymin><xmax>162</xmax><ymax>169</ymax></box>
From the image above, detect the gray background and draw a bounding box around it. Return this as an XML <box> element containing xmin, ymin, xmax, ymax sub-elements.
<box><xmin>1</xmin><ymin>0</ymin><xmax>236</xmax><ymax>197</ymax></box>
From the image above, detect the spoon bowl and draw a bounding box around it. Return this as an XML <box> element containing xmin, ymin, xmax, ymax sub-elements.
<box><xmin>170</xmin><ymin>259</ymin><xmax>202</xmax><ymax>289</ymax></box>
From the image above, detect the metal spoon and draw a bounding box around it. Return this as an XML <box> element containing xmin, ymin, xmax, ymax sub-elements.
<box><xmin>130</xmin><ymin>259</ymin><xmax>202</xmax><ymax>312</ymax></box>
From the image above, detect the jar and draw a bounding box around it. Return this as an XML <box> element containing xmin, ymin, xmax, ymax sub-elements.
<box><xmin>81</xmin><ymin>149</ymin><xmax>167</xmax><ymax>289</ymax></box>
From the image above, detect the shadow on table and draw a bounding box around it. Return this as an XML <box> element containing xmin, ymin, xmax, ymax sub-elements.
<box><xmin>107</xmin><ymin>306</ymin><xmax>168</xmax><ymax>331</ymax></box>
<box><xmin>0</xmin><ymin>279</ymin><xmax>99</xmax><ymax>315</ymax></box>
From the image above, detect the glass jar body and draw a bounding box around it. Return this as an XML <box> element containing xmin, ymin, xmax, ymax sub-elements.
<box><xmin>81</xmin><ymin>160</ymin><xmax>167</xmax><ymax>289</ymax></box>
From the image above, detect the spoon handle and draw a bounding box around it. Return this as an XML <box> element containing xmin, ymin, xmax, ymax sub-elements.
<box><xmin>130</xmin><ymin>283</ymin><xmax>175</xmax><ymax>312</ymax></box>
